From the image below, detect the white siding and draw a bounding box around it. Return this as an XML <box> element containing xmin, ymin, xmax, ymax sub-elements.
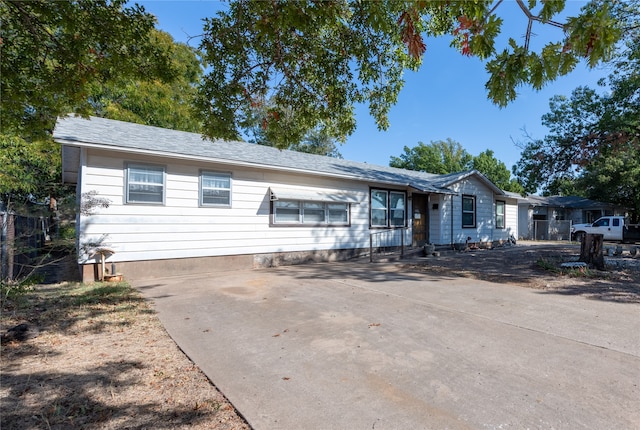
<box><xmin>493</xmin><ymin>196</ymin><xmax>518</xmax><ymax>241</ymax></box>
<box><xmin>429</xmin><ymin>194</ymin><xmax>446</xmax><ymax>244</ymax></box>
<box><xmin>77</xmin><ymin>149</ymin><xmax>520</xmax><ymax>261</ymax></box>
<box><xmin>449</xmin><ymin>177</ymin><xmax>494</xmax><ymax>243</ymax></box>
<box><xmin>432</xmin><ymin>194</ymin><xmax>453</xmax><ymax>245</ymax></box>
<box><xmin>518</xmin><ymin>203</ymin><xmax>532</xmax><ymax>240</ymax></box>
<box><xmin>428</xmin><ymin>178</ymin><xmax>518</xmax><ymax>245</ymax></box>
<box><xmin>78</xmin><ymin>149</ymin><xmax>372</xmax><ymax>264</ymax></box>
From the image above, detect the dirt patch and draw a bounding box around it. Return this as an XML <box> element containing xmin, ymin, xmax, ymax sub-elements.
<box><xmin>1</xmin><ymin>282</ymin><xmax>250</xmax><ymax>430</ymax></box>
<box><xmin>402</xmin><ymin>242</ymin><xmax>640</xmax><ymax>304</ymax></box>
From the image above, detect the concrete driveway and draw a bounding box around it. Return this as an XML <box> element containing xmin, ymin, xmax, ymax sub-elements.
<box><xmin>133</xmin><ymin>261</ymin><xmax>640</xmax><ymax>429</ymax></box>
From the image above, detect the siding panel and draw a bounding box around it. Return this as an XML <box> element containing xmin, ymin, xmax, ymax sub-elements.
<box><xmin>78</xmin><ymin>149</ymin><xmax>371</xmax><ymax>264</ymax></box>
<box><xmin>77</xmin><ymin>148</ymin><xmax>519</xmax><ymax>261</ymax></box>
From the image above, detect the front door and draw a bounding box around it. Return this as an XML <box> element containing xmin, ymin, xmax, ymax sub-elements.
<box><xmin>412</xmin><ymin>194</ymin><xmax>429</xmax><ymax>246</ymax></box>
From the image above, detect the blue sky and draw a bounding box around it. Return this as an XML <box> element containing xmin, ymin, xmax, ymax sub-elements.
<box><xmin>135</xmin><ymin>0</ymin><xmax>611</xmax><ymax>170</ymax></box>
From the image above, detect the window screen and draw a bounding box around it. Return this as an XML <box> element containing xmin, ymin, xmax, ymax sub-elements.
<box><xmin>201</xmin><ymin>172</ymin><xmax>231</xmax><ymax>206</ymax></box>
<box><xmin>126</xmin><ymin>164</ymin><xmax>165</xmax><ymax>204</ymax></box>
<box><xmin>462</xmin><ymin>195</ymin><xmax>476</xmax><ymax>228</ymax></box>
<box><xmin>273</xmin><ymin>200</ymin><xmax>349</xmax><ymax>226</ymax></box>
<box><xmin>370</xmin><ymin>189</ymin><xmax>406</xmax><ymax>228</ymax></box>
<box><xmin>496</xmin><ymin>200</ymin><xmax>505</xmax><ymax>229</ymax></box>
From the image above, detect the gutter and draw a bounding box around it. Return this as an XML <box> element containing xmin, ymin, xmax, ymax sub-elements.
<box><xmin>55</xmin><ymin>139</ymin><xmax>456</xmax><ymax>195</ymax></box>
<box><xmin>450</xmin><ymin>194</ymin><xmax>455</xmax><ymax>248</ymax></box>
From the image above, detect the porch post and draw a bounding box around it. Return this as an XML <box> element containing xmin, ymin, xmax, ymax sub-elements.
<box><xmin>369</xmin><ymin>233</ymin><xmax>373</xmax><ymax>263</ymax></box>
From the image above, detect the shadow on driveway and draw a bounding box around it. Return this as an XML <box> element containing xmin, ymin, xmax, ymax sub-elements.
<box><xmin>134</xmin><ymin>261</ymin><xmax>640</xmax><ymax>429</ymax></box>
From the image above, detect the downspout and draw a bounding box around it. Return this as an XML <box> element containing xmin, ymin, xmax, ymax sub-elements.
<box><xmin>77</xmin><ymin>147</ymin><xmax>86</xmax><ymax>262</ymax></box>
<box><xmin>491</xmin><ymin>196</ymin><xmax>495</xmax><ymax>243</ymax></box>
<box><xmin>450</xmin><ymin>194</ymin><xmax>454</xmax><ymax>248</ymax></box>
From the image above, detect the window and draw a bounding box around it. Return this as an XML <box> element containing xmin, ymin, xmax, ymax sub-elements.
<box><xmin>303</xmin><ymin>202</ymin><xmax>325</xmax><ymax>223</ymax></box>
<box><xmin>370</xmin><ymin>189</ymin><xmax>406</xmax><ymax>228</ymax></box>
<box><xmin>462</xmin><ymin>195</ymin><xmax>476</xmax><ymax>228</ymax></box>
<box><xmin>328</xmin><ymin>203</ymin><xmax>349</xmax><ymax>224</ymax></box>
<box><xmin>613</xmin><ymin>218</ymin><xmax>620</xmax><ymax>227</ymax></box>
<box><xmin>272</xmin><ymin>200</ymin><xmax>350</xmax><ymax>226</ymax></box>
<box><xmin>126</xmin><ymin>163</ymin><xmax>165</xmax><ymax>204</ymax></box>
<box><xmin>495</xmin><ymin>200</ymin><xmax>505</xmax><ymax>229</ymax></box>
<box><xmin>371</xmin><ymin>190</ymin><xmax>388</xmax><ymax>227</ymax></box>
<box><xmin>390</xmin><ymin>192</ymin><xmax>406</xmax><ymax>226</ymax></box>
<box><xmin>274</xmin><ymin>200</ymin><xmax>300</xmax><ymax>223</ymax></box>
<box><xmin>200</xmin><ymin>171</ymin><xmax>231</xmax><ymax>206</ymax></box>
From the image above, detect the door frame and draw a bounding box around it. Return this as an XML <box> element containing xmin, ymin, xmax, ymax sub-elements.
<box><xmin>411</xmin><ymin>193</ymin><xmax>430</xmax><ymax>246</ymax></box>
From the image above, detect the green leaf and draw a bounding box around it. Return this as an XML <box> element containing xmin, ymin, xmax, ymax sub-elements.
<box><xmin>197</xmin><ymin>1</ymin><xmax>621</xmax><ymax>143</ymax></box>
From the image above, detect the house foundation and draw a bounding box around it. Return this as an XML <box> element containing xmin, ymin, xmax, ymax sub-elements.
<box><xmin>80</xmin><ymin>248</ymin><xmax>368</xmax><ymax>283</ymax></box>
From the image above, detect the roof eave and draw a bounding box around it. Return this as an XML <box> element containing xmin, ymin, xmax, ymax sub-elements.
<box><xmin>55</xmin><ymin>138</ymin><xmax>437</xmax><ymax>191</ymax></box>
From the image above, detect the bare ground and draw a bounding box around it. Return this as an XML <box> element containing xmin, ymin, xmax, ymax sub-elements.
<box><xmin>1</xmin><ymin>282</ymin><xmax>250</xmax><ymax>430</ymax></box>
<box><xmin>2</xmin><ymin>242</ymin><xmax>639</xmax><ymax>430</ymax></box>
<box><xmin>402</xmin><ymin>241</ymin><xmax>640</xmax><ymax>304</ymax></box>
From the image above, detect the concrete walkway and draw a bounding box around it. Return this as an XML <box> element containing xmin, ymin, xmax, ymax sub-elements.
<box><xmin>133</xmin><ymin>262</ymin><xmax>640</xmax><ymax>429</ymax></box>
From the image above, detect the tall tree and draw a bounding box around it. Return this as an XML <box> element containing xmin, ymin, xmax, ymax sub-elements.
<box><xmin>576</xmin><ymin>148</ymin><xmax>640</xmax><ymax>220</ymax></box>
<box><xmin>89</xmin><ymin>30</ymin><xmax>204</xmax><ymax>133</ymax></box>
<box><xmin>244</xmin><ymin>96</ymin><xmax>342</xmax><ymax>157</ymax></box>
<box><xmin>513</xmin><ymin>25</ymin><xmax>640</xmax><ymax>213</ymax></box>
<box><xmin>391</xmin><ymin>142</ymin><xmax>524</xmax><ymax>192</ymax></box>
<box><xmin>389</xmin><ymin>139</ymin><xmax>473</xmax><ymax>174</ymax></box>
<box><xmin>289</xmin><ymin>128</ymin><xmax>343</xmax><ymax>158</ymax></box>
<box><xmin>0</xmin><ymin>2</ymin><xmax>188</xmax><ymax>211</ymax></box>
<box><xmin>197</xmin><ymin>0</ymin><xmax>622</xmax><ymax>146</ymax></box>
<box><xmin>471</xmin><ymin>150</ymin><xmax>524</xmax><ymax>193</ymax></box>
<box><xmin>542</xmin><ymin>177</ymin><xmax>584</xmax><ymax>197</ymax></box>
<box><xmin>1</xmin><ymin>0</ymin><xmax>175</xmax><ymax>137</ymax></box>
<box><xmin>0</xmin><ymin>136</ymin><xmax>65</xmax><ymax>208</ymax></box>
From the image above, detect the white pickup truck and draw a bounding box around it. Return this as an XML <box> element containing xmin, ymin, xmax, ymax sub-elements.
<box><xmin>571</xmin><ymin>216</ymin><xmax>640</xmax><ymax>243</ymax></box>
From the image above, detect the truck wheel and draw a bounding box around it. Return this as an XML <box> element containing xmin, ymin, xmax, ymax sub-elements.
<box><xmin>574</xmin><ymin>231</ymin><xmax>585</xmax><ymax>243</ymax></box>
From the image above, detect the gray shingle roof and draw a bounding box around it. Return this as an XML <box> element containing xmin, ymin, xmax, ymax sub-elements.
<box><xmin>54</xmin><ymin>115</ymin><xmax>500</xmax><ymax>195</ymax></box>
<box><xmin>525</xmin><ymin>195</ymin><xmax>619</xmax><ymax>210</ymax></box>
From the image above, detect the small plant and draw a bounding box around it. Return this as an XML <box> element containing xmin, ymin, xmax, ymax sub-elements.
<box><xmin>536</xmin><ymin>258</ymin><xmax>561</xmax><ymax>274</ymax></box>
<box><xmin>564</xmin><ymin>266</ymin><xmax>595</xmax><ymax>278</ymax></box>
<box><xmin>0</xmin><ymin>274</ymin><xmax>43</xmax><ymax>305</ymax></box>
<box><xmin>536</xmin><ymin>258</ymin><xmax>598</xmax><ymax>278</ymax></box>
<box><xmin>72</xmin><ymin>282</ymin><xmax>132</xmax><ymax>306</ymax></box>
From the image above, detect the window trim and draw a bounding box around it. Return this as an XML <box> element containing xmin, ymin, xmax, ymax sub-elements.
<box><xmin>125</xmin><ymin>162</ymin><xmax>166</xmax><ymax>205</ymax></box>
<box><xmin>199</xmin><ymin>170</ymin><xmax>232</xmax><ymax>207</ymax></box>
<box><xmin>495</xmin><ymin>200</ymin><xmax>505</xmax><ymax>230</ymax></box>
<box><xmin>370</xmin><ymin>189</ymin><xmax>389</xmax><ymax>228</ymax></box>
<box><xmin>270</xmin><ymin>199</ymin><xmax>351</xmax><ymax>227</ymax></box>
<box><xmin>462</xmin><ymin>194</ymin><xmax>476</xmax><ymax>228</ymax></box>
<box><xmin>369</xmin><ymin>188</ymin><xmax>407</xmax><ymax>229</ymax></box>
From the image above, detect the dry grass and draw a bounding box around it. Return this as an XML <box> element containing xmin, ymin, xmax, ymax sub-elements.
<box><xmin>1</xmin><ymin>281</ymin><xmax>250</xmax><ymax>430</ymax></box>
<box><xmin>403</xmin><ymin>243</ymin><xmax>640</xmax><ymax>303</ymax></box>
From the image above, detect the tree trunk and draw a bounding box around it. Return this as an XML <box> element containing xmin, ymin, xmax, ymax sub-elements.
<box><xmin>1</xmin><ymin>212</ymin><xmax>15</xmax><ymax>281</ymax></box>
<box><xmin>579</xmin><ymin>233</ymin><xmax>605</xmax><ymax>270</ymax></box>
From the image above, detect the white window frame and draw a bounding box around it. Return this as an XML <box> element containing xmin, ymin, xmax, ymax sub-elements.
<box><xmin>125</xmin><ymin>163</ymin><xmax>165</xmax><ymax>205</ymax></box>
<box><xmin>389</xmin><ymin>191</ymin><xmax>406</xmax><ymax>227</ymax></box>
<box><xmin>200</xmin><ymin>171</ymin><xmax>232</xmax><ymax>207</ymax></box>
<box><xmin>495</xmin><ymin>200</ymin><xmax>505</xmax><ymax>230</ymax></box>
<box><xmin>462</xmin><ymin>195</ymin><xmax>476</xmax><ymax>228</ymax></box>
<box><xmin>327</xmin><ymin>202</ymin><xmax>350</xmax><ymax>225</ymax></box>
<box><xmin>272</xmin><ymin>200</ymin><xmax>350</xmax><ymax>226</ymax></box>
<box><xmin>370</xmin><ymin>189</ymin><xmax>406</xmax><ymax>228</ymax></box>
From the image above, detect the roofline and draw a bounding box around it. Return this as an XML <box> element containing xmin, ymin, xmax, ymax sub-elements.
<box><xmin>408</xmin><ymin>185</ymin><xmax>456</xmax><ymax>195</ymax></box>
<box><xmin>56</xmin><ymin>138</ymin><xmax>453</xmax><ymax>194</ymax></box>
<box><xmin>439</xmin><ymin>170</ymin><xmax>505</xmax><ymax>195</ymax></box>
<box><xmin>524</xmin><ymin>195</ymin><xmax>622</xmax><ymax>209</ymax></box>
